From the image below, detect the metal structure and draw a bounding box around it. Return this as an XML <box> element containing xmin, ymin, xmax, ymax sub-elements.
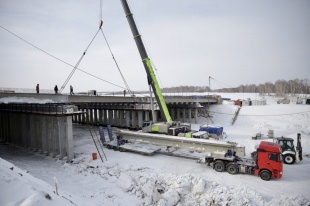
<box><xmin>120</xmin><ymin>0</ymin><xmax>172</xmax><ymax>123</ymax></box>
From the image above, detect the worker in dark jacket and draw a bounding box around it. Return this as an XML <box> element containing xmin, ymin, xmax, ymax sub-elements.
<box><xmin>36</xmin><ymin>84</ymin><xmax>39</xmax><ymax>94</ymax></box>
<box><xmin>70</xmin><ymin>85</ymin><xmax>74</xmax><ymax>95</ymax></box>
<box><xmin>54</xmin><ymin>85</ymin><xmax>58</xmax><ymax>94</ymax></box>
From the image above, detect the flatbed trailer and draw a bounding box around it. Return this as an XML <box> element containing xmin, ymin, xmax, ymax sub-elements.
<box><xmin>105</xmin><ymin>139</ymin><xmax>212</xmax><ymax>160</ymax></box>
<box><xmin>116</xmin><ymin>129</ymin><xmax>245</xmax><ymax>157</ymax></box>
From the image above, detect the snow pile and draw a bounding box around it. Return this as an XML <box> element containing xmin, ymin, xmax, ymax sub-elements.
<box><xmin>0</xmin><ymin>158</ymin><xmax>74</xmax><ymax>206</ymax></box>
<box><xmin>68</xmin><ymin>160</ymin><xmax>310</xmax><ymax>206</ymax></box>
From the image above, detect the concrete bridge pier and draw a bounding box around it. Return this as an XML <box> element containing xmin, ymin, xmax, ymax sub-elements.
<box><xmin>0</xmin><ymin>104</ymin><xmax>77</xmax><ymax>162</ymax></box>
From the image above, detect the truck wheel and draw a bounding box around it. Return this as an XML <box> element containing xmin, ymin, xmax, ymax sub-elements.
<box><xmin>227</xmin><ymin>164</ymin><xmax>238</xmax><ymax>175</ymax></box>
<box><xmin>283</xmin><ymin>154</ymin><xmax>295</xmax><ymax>164</ymax></box>
<box><xmin>260</xmin><ymin>170</ymin><xmax>271</xmax><ymax>181</ymax></box>
<box><xmin>214</xmin><ymin>160</ymin><xmax>225</xmax><ymax>172</ymax></box>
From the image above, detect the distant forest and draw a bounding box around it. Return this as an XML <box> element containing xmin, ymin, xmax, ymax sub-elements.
<box><xmin>162</xmin><ymin>78</ymin><xmax>310</xmax><ymax>95</ymax></box>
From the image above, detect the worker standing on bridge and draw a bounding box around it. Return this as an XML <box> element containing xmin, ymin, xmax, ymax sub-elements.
<box><xmin>54</xmin><ymin>85</ymin><xmax>58</xmax><ymax>94</ymax></box>
<box><xmin>36</xmin><ymin>84</ymin><xmax>39</xmax><ymax>94</ymax></box>
<box><xmin>70</xmin><ymin>85</ymin><xmax>74</xmax><ymax>95</ymax></box>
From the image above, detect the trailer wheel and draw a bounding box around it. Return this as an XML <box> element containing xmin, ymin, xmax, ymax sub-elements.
<box><xmin>227</xmin><ymin>164</ymin><xmax>238</xmax><ymax>175</ymax></box>
<box><xmin>283</xmin><ymin>154</ymin><xmax>295</xmax><ymax>164</ymax></box>
<box><xmin>259</xmin><ymin>170</ymin><xmax>271</xmax><ymax>181</ymax></box>
<box><xmin>214</xmin><ymin>160</ymin><xmax>225</xmax><ymax>172</ymax></box>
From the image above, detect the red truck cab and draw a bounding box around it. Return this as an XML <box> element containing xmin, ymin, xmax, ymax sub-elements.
<box><xmin>254</xmin><ymin>141</ymin><xmax>283</xmax><ymax>180</ymax></box>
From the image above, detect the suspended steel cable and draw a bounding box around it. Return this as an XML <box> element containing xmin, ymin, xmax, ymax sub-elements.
<box><xmin>0</xmin><ymin>25</ymin><xmax>127</xmax><ymax>91</ymax></box>
<box><xmin>60</xmin><ymin>29</ymin><xmax>101</xmax><ymax>93</ymax></box>
<box><xmin>99</xmin><ymin>29</ymin><xmax>133</xmax><ymax>96</ymax></box>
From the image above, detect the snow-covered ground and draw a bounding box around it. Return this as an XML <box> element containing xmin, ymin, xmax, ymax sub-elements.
<box><xmin>1</xmin><ymin>93</ymin><xmax>310</xmax><ymax>206</ymax></box>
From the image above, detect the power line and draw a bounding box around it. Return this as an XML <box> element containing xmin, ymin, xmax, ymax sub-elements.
<box><xmin>60</xmin><ymin>29</ymin><xmax>101</xmax><ymax>93</ymax></box>
<box><xmin>0</xmin><ymin>24</ymin><xmax>126</xmax><ymax>91</ymax></box>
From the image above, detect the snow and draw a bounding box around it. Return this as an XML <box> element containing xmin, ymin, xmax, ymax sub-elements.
<box><xmin>0</xmin><ymin>97</ymin><xmax>54</xmax><ymax>104</ymax></box>
<box><xmin>1</xmin><ymin>93</ymin><xmax>310</xmax><ymax>206</ymax></box>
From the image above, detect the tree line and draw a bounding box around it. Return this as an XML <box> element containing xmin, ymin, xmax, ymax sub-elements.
<box><xmin>162</xmin><ymin>79</ymin><xmax>310</xmax><ymax>95</ymax></box>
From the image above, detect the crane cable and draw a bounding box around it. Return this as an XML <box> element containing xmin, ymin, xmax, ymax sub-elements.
<box><xmin>0</xmin><ymin>24</ymin><xmax>127</xmax><ymax>90</ymax></box>
<box><xmin>59</xmin><ymin>29</ymin><xmax>100</xmax><ymax>93</ymax></box>
<box><xmin>99</xmin><ymin>28</ymin><xmax>133</xmax><ymax>96</ymax></box>
<box><xmin>98</xmin><ymin>0</ymin><xmax>133</xmax><ymax>96</ymax></box>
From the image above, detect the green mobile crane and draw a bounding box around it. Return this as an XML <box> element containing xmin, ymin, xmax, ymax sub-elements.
<box><xmin>120</xmin><ymin>1</ymin><xmax>191</xmax><ymax>134</ymax></box>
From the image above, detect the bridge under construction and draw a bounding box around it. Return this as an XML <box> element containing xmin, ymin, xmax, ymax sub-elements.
<box><xmin>0</xmin><ymin>92</ymin><xmax>221</xmax><ymax>162</ymax></box>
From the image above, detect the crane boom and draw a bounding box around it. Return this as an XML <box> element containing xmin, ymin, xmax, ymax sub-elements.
<box><xmin>120</xmin><ymin>0</ymin><xmax>172</xmax><ymax>123</ymax></box>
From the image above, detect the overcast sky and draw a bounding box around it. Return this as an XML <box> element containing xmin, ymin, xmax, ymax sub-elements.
<box><xmin>0</xmin><ymin>0</ymin><xmax>309</xmax><ymax>93</ymax></box>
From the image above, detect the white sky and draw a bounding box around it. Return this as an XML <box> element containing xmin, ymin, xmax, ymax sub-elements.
<box><xmin>0</xmin><ymin>0</ymin><xmax>309</xmax><ymax>93</ymax></box>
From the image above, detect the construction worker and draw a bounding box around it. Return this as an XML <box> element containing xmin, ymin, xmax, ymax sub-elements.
<box><xmin>36</xmin><ymin>84</ymin><xmax>39</xmax><ymax>94</ymax></box>
<box><xmin>70</xmin><ymin>85</ymin><xmax>74</xmax><ymax>95</ymax></box>
<box><xmin>54</xmin><ymin>85</ymin><xmax>58</xmax><ymax>94</ymax></box>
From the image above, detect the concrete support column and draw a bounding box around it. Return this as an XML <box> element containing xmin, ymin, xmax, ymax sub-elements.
<box><xmin>177</xmin><ymin>108</ymin><xmax>180</xmax><ymax>121</ymax></box>
<box><xmin>94</xmin><ymin>109</ymin><xmax>98</xmax><ymax>125</ymax></box>
<box><xmin>194</xmin><ymin>108</ymin><xmax>198</xmax><ymax>124</ymax></box>
<box><xmin>171</xmin><ymin>109</ymin><xmax>175</xmax><ymax>121</ymax></box>
<box><xmin>183</xmin><ymin>108</ymin><xmax>186</xmax><ymax>123</ymax></box>
<box><xmin>125</xmin><ymin>111</ymin><xmax>130</xmax><ymax>128</ymax></box>
<box><xmin>21</xmin><ymin>114</ymin><xmax>27</xmax><ymax>147</ymax></box>
<box><xmin>8</xmin><ymin>113</ymin><xmax>15</xmax><ymax>145</ymax></box>
<box><xmin>46</xmin><ymin>116</ymin><xmax>53</xmax><ymax>155</ymax></box>
<box><xmin>0</xmin><ymin>112</ymin><xmax>3</xmax><ymax>140</ymax></box>
<box><xmin>58</xmin><ymin>116</ymin><xmax>66</xmax><ymax>160</ymax></box>
<box><xmin>188</xmin><ymin>109</ymin><xmax>192</xmax><ymax>123</ymax></box>
<box><xmin>41</xmin><ymin>116</ymin><xmax>48</xmax><ymax>154</ymax></box>
<box><xmin>52</xmin><ymin>116</ymin><xmax>60</xmax><ymax>157</ymax></box>
<box><xmin>115</xmin><ymin>110</ymin><xmax>119</xmax><ymax>127</ymax></box>
<box><xmin>66</xmin><ymin>116</ymin><xmax>74</xmax><ymax>161</ymax></box>
<box><xmin>89</xmin><ymin>109</ymin><xmax>94</xmax><ymax>125</ymax></box>
<box><xmin>108</xmin><ymin>110</ymin><xmax>113</xmax><ymax>126</ymax></box>
<box><xmin>145</xmin><ymin>111</ymin><xmax>150</xmax><ymax>122</ymax></box>
<box><xmin>14</xmin><ymin>113</ymin><xmax>22</xmax><ymax>146</ymax></box>
<box><xmin>3</xmin><ymin>112</ymin><xmax>10</xmax><ymax>142</ymax></box>
<box><xmin>24</xmin><ymin>114</ymin><xmax>31</xmax><ymax>148</ymax></box>
<box><xmin>103</xmin><ymin>110</ymin><xmax>107</xmax><ymax>125</ymax></box>
<box><xmin>138</xmin><ymin>111</ymin><xmax>143</xmax><ymax>128</ymax></box>
<box><xmin>37</xmin><ymin>116</ymin><xmax>43</xmax><ymax>153</ymax></box>
<box><xmin>118</xmin><ymin>110</ymin><xmax>125</xmax><ymax>127</ymax></box>
<box><xmin>77</xmin><ymin>110</ymin><xmax>81</xmax><ymax>124</ymax></box>
<box><xmin>29</xmin><ymin>115</ymin><xmax>36</xmax><ymax>150</ymax></box>
<box><xmin>82</xmin><ymin>109</ymin><xmax>86</xmax><ymax>124</ymax></box>
<box><xmin>131</xmin><ymin>111</ymin><xmax>137</xmax><ymax>128</ymax></box>
<box><xmin>99</xmin><ymin>109</ymin><xmax>103</xmax><ymax>125</ymax></box>
<box><xmin>153</xmin><ymin>111</ymin><xmax>158</xmax><ymax>123</ymax></box>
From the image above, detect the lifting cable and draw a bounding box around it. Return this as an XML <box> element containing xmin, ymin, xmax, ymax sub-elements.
<box><xmin>0</xmin><ymin>24</ymin><xmax>127</xmax><ymax>91</ymax></box>
<box><xmin>60</xmin><ymin>29</ymin><xmax>101</xmax><ymax>93</ymax></box>
<box><xmin>99</xmin><ymin>28</ymin><xmax>133</xmax><ymax>96</ymax></box>
<box><xmin>98</xmin><ymin>0</ymin><xmax>133</xmax><ymax>96</ymax></box>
